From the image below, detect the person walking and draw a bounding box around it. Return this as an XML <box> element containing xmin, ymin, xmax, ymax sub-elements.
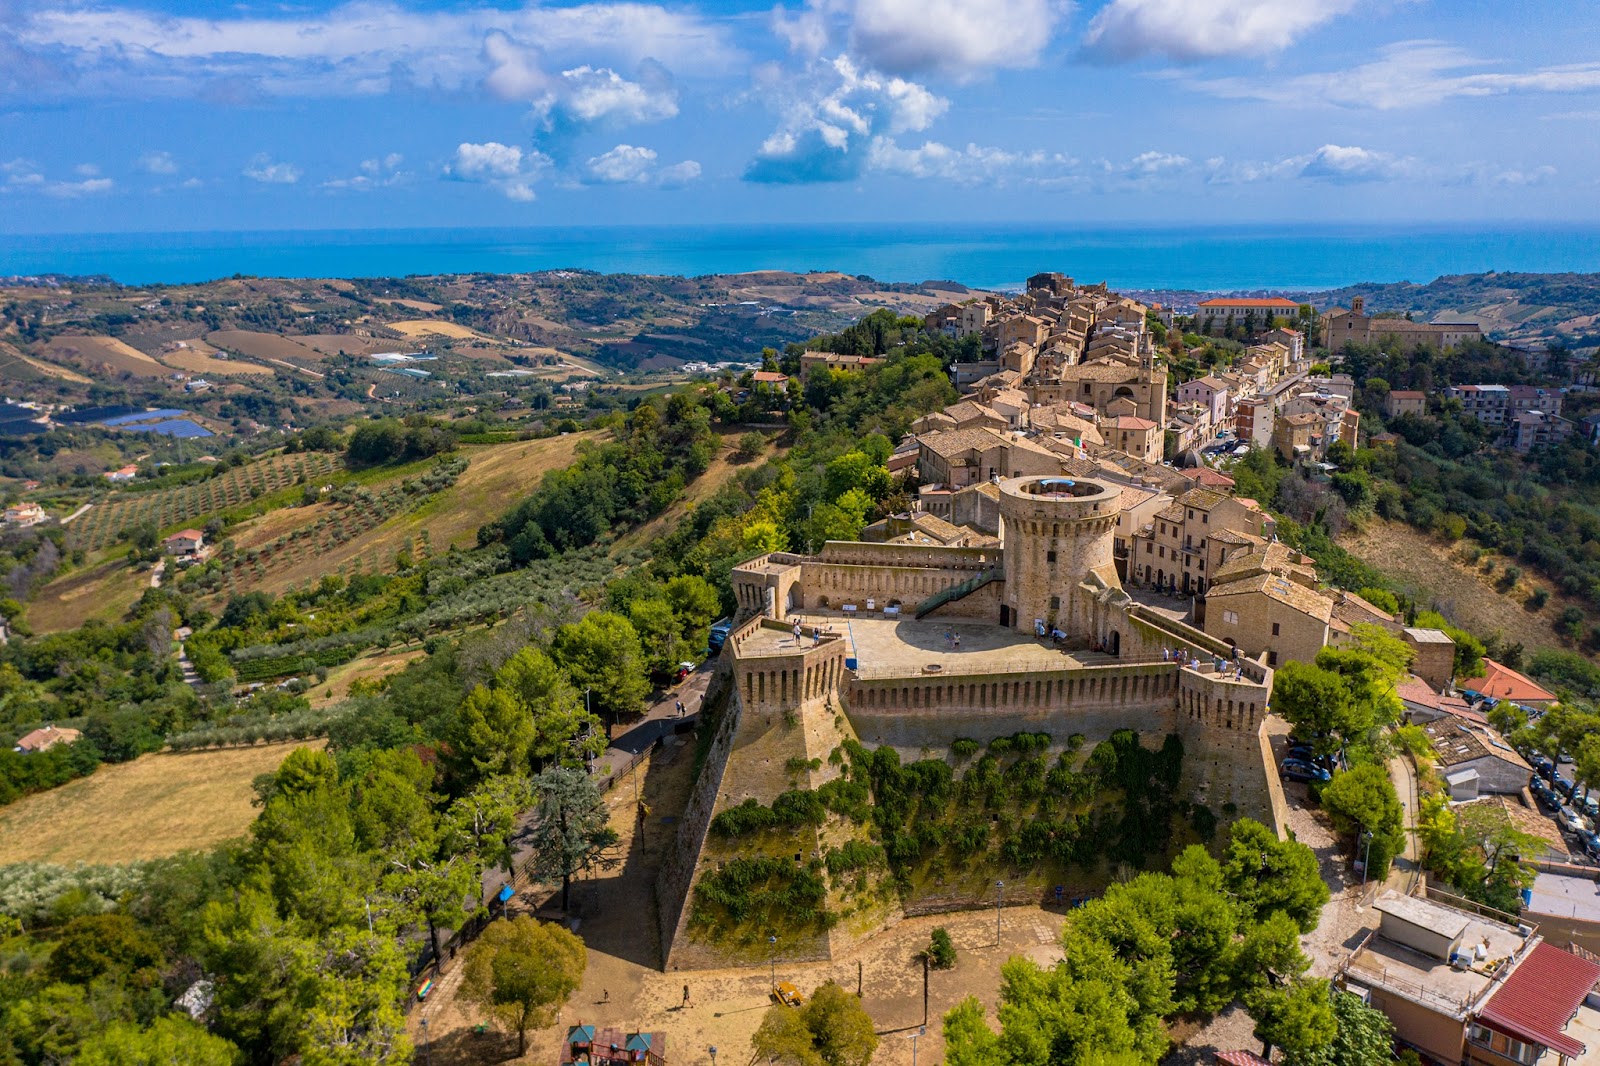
<box><xmin>682</xmin><ymin>984</ymin><xmax>691</xmax><ymax>1008</ymax></box>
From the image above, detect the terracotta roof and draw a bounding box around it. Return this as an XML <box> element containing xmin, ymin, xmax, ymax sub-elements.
<box><xmin>1396</xmin><ymin>676</ymin><xmax>1473</xmax><ymax>718</ymax></box>
<box><xmin>1176</xmin><ymin>487</ymin><xmax>1230</xmax><ymax>510</ymax></box>
<box><xmin>1421</xmin><ymin>717</ymin><xmax>1529</xmax><ymax>771</ymax></box>
<box><xmin>14</xmin><ymin>725</ymin><xmax>82</xmax><ymax>753</ymax></box>
<box><xmin>1461</xmin><ymin>659</ymin><xmax>1557</xmax><ymax>705</ymax></box>
<box><xmin>1207</xmin><ymin>571</ymin><xmax>1334</xmax><ymax>623</ymax></box>
<box><xmin>1389</xmin><ymin>390</ymin><xmax>1426</xmax><ymax>400</ymax></box>
<box><xmin>1112</xmin><ymin>416</ymin><xmax>1158</xmax><ymax>431</ymax></box>
<box><xmin>751</xmin><ymin>371</ymin><xmax>788</xmax><ymax>383</ymax></box>
<box><xmin>1477</xmin><ymin>942</ymin><xmax>1600</xmax><ymax>1059</ymax></box>
<box><xmin>1197</xmin><ymin>298</ymin><xmax>1299</xmax><ymax>309</ymax></box>
<box><xmin>1180</xmin><ymin>467</ymin><xmax>1237</xmax><ymax>489</ymax></box>
<box><xmin>166</xmin><ymin>529</ymin><xmax>205</xmax><ymax>541</ymax></box>
<box><xmin>918</xmin><ymin>427</ymin><xmax>1007</xmax><ymax>460</ymax></box>
<box><xmin>1214</xmin><ymin>1053</ymin><xmax>1272</xmax><ymax>1066</ymax></box>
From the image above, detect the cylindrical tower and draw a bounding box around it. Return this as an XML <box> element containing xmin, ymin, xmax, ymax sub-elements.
<box><xmin>997</xmin><ymin>476</ymin><xmax>1120</xmax><ymax>637</ymax></box>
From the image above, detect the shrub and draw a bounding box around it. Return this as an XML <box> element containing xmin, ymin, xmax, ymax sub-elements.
<box><xmin>1527</xmin><ymin>588</ymin><xmax>1550</xmax><ymax>610</ymax></box>
<box><xmin>711</xmin><ymin>798</ymin><xmax>776</xmax><ymax>837</ymax></box>
<box><xmin>927</xmin><ymin>927</ymin><xmax>956</xmax><ymax>970</ymax></box>
<box><xmin>950</xmin><ymin>738</ymin><xmax>980</xmax><ymax>760</ymax></box>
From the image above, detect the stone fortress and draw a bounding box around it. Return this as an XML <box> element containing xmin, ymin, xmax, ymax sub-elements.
<box><xmin>657</xmin><ymin>473</ymin><xmax>1290</xmax><ymax>970</ymax></box>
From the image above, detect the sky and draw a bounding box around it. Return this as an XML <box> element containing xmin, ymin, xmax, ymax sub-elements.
<box><xmin>0</xmin><ymin>0</ymin><xmax>1598</xmax><ymax>233</ymax></box>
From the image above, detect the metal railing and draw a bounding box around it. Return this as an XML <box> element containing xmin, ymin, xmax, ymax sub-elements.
<box><xmin>849</xmin><ymin>655</ymin><xmax>1173</xmax><ymax>680</ymax></box>
<box><xmin>913</xmin><ymin>566</ymin><xmax>1002</xmax><ymax>619</ymax></box>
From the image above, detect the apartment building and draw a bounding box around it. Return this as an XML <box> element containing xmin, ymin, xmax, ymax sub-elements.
<box><xmin>1128</xmin><ymin>487</ymin><xmax>1274</xmax><ymax>596</ymax></box>
<box><xmin>1195</xmin><ymin>297</ymin><xmax>1300</xmax><ymax>334</ymax></box>
<box><xmin>1386</xmin><ymin>390</ymin><xmax>1427</xmax><ymax>418</ymax></box>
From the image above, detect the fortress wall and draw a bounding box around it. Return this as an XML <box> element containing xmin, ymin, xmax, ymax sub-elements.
<box><xmin>1175</xmin><ymin>665</ymin><xmax>1283</xmax><ymax>834</ymax></box>
<box><xmin>843</xmin><ymin>662</ymin><xmax>1180</xmax><ymax>749</ymax></box>
<box><xmin>656</xmin><ymin>667</ymin><xmax>740</xmax><ymax>968</ymax></box>
<box><xmin>920</xmin><ymin>579</ymin><xmax>1004</xmax><ymax>621</ymax></box>
<box><xmin>793</xmin><ymin>562</ymin><xmax>994</xmax><ymax>614</ymax></box>
<box><xmin>664</xmin><ymin>660</ymin><xmax>870</xmax><ymax>971</ymax></box>
<box><xmin>729</xmin><ymin>627</ymin><xmax>849</xmax><ymax>717</ymax></box>
<box><xmin>816</xmin><ymin>542</ymin><xmax>999</xmax><ymax>570</ymax></box>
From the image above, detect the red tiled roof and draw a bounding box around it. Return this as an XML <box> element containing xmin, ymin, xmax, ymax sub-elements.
<box><xmin>1214</xmin><ymin>1052</ymin><xmax>1272</xmax><ymax>1066</ymax></box>
<box><xmin>1462</xmin><ymin>659</ymin><xmax>1557</xmax><ymax>705</ymax></box>
<box><xmin>1180</xmin><ymin>467</ymin><xmax>1236</xmax><ymax>488</ymax></box>
<box><xmin>1477</xmin><ymin>942</ymin><xmax>1600</xmax><ymax>1059</ymax></box>
<box><xmin>752</xmin><ymin>371</ymin><xmax>789</xmax><ymax>383</ymax></box>
<box><xmin>1197</xmin><ymin>298</ymin><xmax>1299</xmax><ymax>309</ymax></box>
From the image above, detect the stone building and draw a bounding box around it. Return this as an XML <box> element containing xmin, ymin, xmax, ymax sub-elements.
<box><xmin>1128</xmin><ymin>488</ymin><xmax>1275</xmax><ymax>596</ymax></box>
<box><xmin>658</xmin><ymin>474</ymin><xmax>1287</xmax><ymax>970</ymax></box>
<box><xmin>1321</xmin><ymin>296</ymin><xmax>1483</xmax><ymax>351</ymax></box>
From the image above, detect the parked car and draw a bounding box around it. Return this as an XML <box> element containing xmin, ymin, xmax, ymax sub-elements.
<box><xmin>707</xmin><ymin>618</ymin><xmax>733</xmax><ymax>653</ymax></box>
<box><xmin>1281</xmin><ymin>758</ymin><xmax>1333</xmax><ymax>784</ymax></box>
<box><xmin>1560</xmin><ymin>808</ymin><xmax>1589</xmax><ymax>834</ymax></box>
<box><xmin>1577</xmin><ymin>830</ymin><xmax>1600</xmax><ymax>861</ymax></box>
<box><xmin>1533</xmin><ymin>755</ymin><xmax>1555</xmax><ymax>775</ymax></box>
<box><xmin>1553</xmin><ymin>773</ymin><xmax>1574</xmax><ymax>795</ymax></box>
<box><xmin>1535</xmin><ymin>787</ymin><xmax>1562</xmax><ymax>813</ymax></box>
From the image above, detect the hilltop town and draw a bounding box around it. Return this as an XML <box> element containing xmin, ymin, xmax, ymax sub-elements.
<box><xmin>5</xmin><ymin>266</ymin><xmax>1600</xmax><ymax>1066</ymax></box>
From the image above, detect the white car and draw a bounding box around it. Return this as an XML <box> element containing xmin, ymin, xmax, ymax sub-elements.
<box><xmin>1560</xmin><ymin>808</ymin><xmax>1589</xmax><ymax>834</ymax></box>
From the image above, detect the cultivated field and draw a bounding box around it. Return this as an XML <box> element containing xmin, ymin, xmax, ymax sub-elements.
<box><xmin>295</xmin><ymin>333</ymin><xmax>411</xmax><ymax>358</ymax></box>
<box><xmin>377</xmin><ymin>297</ymin><xmax>444</xmax><ymax>312</ymax></box>
<box><xmin>1340</xmin><ymin>518</ymin><xmax>1580</xmax><ymax>653</ymax></box>
<box><xmin>221</xmin><ymin>433</ymin><xmax>597</xmax><ymax>595</ymax></box>
<box><xmin>0</xmin><ymin>741</ymin><xmax>320</xmax><ymax>864</ymax></box>
<box><xmin>311</xmin><ymin>647</ymin><xmax>427</xmax><ymax>707</ymax></box>
<box><xmin>24</xmin><ymin>556</ymin><xmax>150</xmax><ymax>633</ymax></box>
<box><xmin>64</xmin><ymin>451</ymin><xmax>342</xmax><ymax>553</ymax></box>
<box><xmin>207</xmin><ymin>329</ymin><xmax>325</xmax><ymax>367</ymax></box>
<box><xmin>41</xmin><ymin>335</ymin><xmax>170</xmax><ymax>378</ymax></box>
<box><xmin>388</xmin><ymin>319</ymin><xmax>483</xmax><ymax>340</ymax></box>
<box><xmin>161</xmin><ymin>339</ymin><xmax>273</xmax><ymax>376</ymax></box>
<box><xmin>0</xmin><ymin>340</ymin><xmax>93</xmax><ymax>384</ymax></box>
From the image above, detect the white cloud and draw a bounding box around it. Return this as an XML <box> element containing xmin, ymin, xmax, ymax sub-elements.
<box><xmin>136</xmin><ymin>150</ymin><xmax>178</xmax><ymax>174</ymax></box>
<box><xmin>745</xmin><ymin>55</ymin><xmax>948</xmax><ymax>182</ymax></box>
<box><xmin>446</xmin><ymin>141</ymin><xmax>551</xmax><ymax>201</ymax></box>
<box><xmin>481</xmin><ymin>33</ymin><xmax>678</xmax><ymax>127</ymax></box>
<box><xmin>585</xmin><ymin>144</ymin><xmax>658</xmax><ymax>183</ymax></box>
<box><xmin>13</xmin><ymin>1</ymin><xmax>738</xmax><ymax>100</ymax></box>
<box><xmin>1084</xmin><ymin>0</ymin><xmax>1355</xmax><ymax>61</ymax></box>
<box><xmin>850</xmin><ymin>0</ymin><xmax>1068</xmax><ymax>78</ymax></box>
<box><xmin>1</xmin><ymin>159</ymin><xmax>114</xmax><ymax>197</ymax></box>
<box><xmin>868</xmin><ymin>138</ymin><xmax>1072</xmax><ymax>184</ymax></box>
<box><xmin>324</xmin><ymin>153</ymin><xmax>409</xmax><ymax>191</ymax></box>
<box><xmin>1191</xmin><ymin>41</ymin><xmax>1600</xmax><ymax>110</ymax></box>
<box><xmin>582</xmin><ymin>144</ymin><xmax>702</xmax><ymax>186</ymax></box>
<box><xmin>559</xmin><ymin>65</ymin><xmax>678</xmax><ymax>124</ymax></box>
<box><xmin>1298</xmin><ymin>144</ymin><xmax>1409</xmax><ymax>183</ymax></box>
<box><xmin>243</xmin><ymin>154</ymin><xmax>301</xmax><ymax>184</ymax></box>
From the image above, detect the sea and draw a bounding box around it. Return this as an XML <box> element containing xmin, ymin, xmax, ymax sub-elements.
<box><xmin>4</xmin><ymin>223</ymin><xmax>1600</xmax><ymax>292</ymax></box>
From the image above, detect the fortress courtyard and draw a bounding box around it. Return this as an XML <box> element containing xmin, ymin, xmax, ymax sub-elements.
<box><xmin>735</xmin><ymin>613</ymin><xmax>1138</xmax><ymax>676</ymax></box>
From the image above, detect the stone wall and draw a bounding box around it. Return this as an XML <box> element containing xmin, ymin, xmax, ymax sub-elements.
<box><xmin>844</xmin><ymin>662</ymin><xmax>1180</xmax><ymax>750</ymax></box>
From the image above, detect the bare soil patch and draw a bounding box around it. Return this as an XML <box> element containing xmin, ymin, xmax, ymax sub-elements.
<box><xmin>1340</xmin><ymin>518</ymin><xmax>1578</xmax><ymax>652</ymax></box>
<box><xmin>207</xmin><ymin>330</ymin><xmax>325</xmax><ymax>367</ymax></box>
<box><xmin>161</xmin><ymin>339</ymin><xmax>273</xmax><ymax>376</ymax></box>
<box><xmin>41</xmin><ymin>335</ymin><xmax>169</xmax><ymax>378</ymax></box>
<box><xmin>25</xmin><ymin>556</ymin><xmax>150</xmax><ymax>633</ymax></box>
<box><xmin>388</xmin><ymin>320</ymin><xmax>484</xmax><ymax>340</ymax></box>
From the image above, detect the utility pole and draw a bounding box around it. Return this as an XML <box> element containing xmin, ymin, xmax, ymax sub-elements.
<box><xmin>996</xmin><ymin>880</ymin><xmax>1004</xmax><ymax>947</ymax></box>
<box><xmin>909</xmin><ymin>1026</ymin><xmax>925</xmax><ymax>1066</ymax></box>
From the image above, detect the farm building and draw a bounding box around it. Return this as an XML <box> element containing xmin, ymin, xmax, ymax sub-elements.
<box><xmin>14</xmin><ymin>724</ymin><xmax>82</xmax><ymax>754</ymax></box>
<box><xmin>3</xmin><ymin>502</ymin><xmax>46</xmax><ymax>527</ymax></box>
<box><xmin>163</xmin><ymin>529</ymin><xmax>206</xmax><ymax>556</ymax></box>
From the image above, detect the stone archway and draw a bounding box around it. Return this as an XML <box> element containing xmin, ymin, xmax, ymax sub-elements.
<box><xmin>1109</xmin><ymin>630</ymin><xmax>1121</xmax><ymax>657</ymax></box>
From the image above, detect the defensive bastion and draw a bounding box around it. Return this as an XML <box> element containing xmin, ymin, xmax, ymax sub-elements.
<box><xmin>657</xmin><ymin>475</ymin><xmax>1289</xmax><ymax>970</ymax></box>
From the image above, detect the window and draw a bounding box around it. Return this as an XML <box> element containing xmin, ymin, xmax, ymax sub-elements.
<box><xmin>1046</xmin><ymin>551</ymin><xmax>1056</xmax><ymax>564</ymax></box>
<box><xmin>1049</xmin><ymin>595</ymin><xmax>1060</xmax><ymax>610</ymax></box>
<box><xmin>1222</xmin><ymin>609</ymin><xmax>1239</xmax><ymax>625</ymax></box>
<box><xmin>1268</xmin><ymin>651</ymin><xmax>1278</xmax><ymax>666</ymax></box>
<box><xmin>1202</xmin><ymin>513</ymin><xmax>1209</xmax><ymax>524</ymax></box>
<box><xmin>1271</xmin><ymin>622</ymin><xmax>1281</xmax><ymax>636</ymax></box>
<box><xmin>1145</xmin><ymin>542</ymin><xmax>1152</xmax><ymax>554</ymax></box>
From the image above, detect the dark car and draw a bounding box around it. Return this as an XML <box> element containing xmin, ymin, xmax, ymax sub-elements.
<box><xmin>1577</xmin><ymin>830</ymin><xmax>1600</xmax><ymax>861</ymax></box>
<box><xmin>1533</xmin><ymin>755</ymin><xmax>1555</xmax><ymax>774</ymax></box>
<box><xmin>707</xmin><ymin>618</ymin><xmax>733</xmax><ymax>653</ymax></box>
<box><xmin>1554</xmin><ymin>773</ymin><xmax>1574</xmax><ymax>795</ymax></box>
<box><xmin>1281</xmin><ymin>758</ymin><xmax>1333</xmax><ymax>784</ymax></box>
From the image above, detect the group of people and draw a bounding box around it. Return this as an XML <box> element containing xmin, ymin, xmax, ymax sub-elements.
<box><xmin>1161</xmin><ymin>646</ymin><xmax>1246</xmax><ymax>679</ymax></box>
<box><xmin>942</xmin><ymin>630</ymin><xmax>963</xmax><ymax>651</ymax></box>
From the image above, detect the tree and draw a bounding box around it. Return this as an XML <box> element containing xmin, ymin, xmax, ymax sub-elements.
<box><xmin>492</xmin><ymin>647</ymin><xmax>603</xmax><ymax>768</ymax></box>
<box><xmin>549</xmin><ymin>611</ymin><xmax>651</xmax><ymax>721</ymax></box>
<box><xmin>522</xmin><ymin>767</ymin><xmax>620</xmax><ymax>912</ymax></box>
<box><xmin>74</xmin><ymin>1017</ymin><xmax>240</xmax><ymax>1066</ymax></box>
<box><xmin>460</xmin><ymin>915</ymin><xmax>586</xmax><ymax>1057</ymax></box>
<box><xmin>1247</xmin><ymin>978</ymin><xmax>1336</xmax><ymax>1064</ymax></box>
<box><xmin>1221</xmin><ymin>818</ymin><xmax>1329</xmax><ymax>933</ymax></box>
<box><xmin>44</xmin><ymin>913</ymin><xmax>165</xmax><ymax>990</ymax></box>
<box><xmin>1320</xmin><ymin>765</ymin><xmax>1405</xmax><ymax>881</ymax></box>
<box><xmin>1325</xmin><ymin>988</ymin><xmax>1396</xmax><ymax>1066</ymax></box>
<box><xmin>753</xmin><ymin>981</ymin><xmax>878</xmax><ymax>1066</ymax></box>
<box><xmin>453</xmin><ymin>685</ymin><xmax>534</xmax><ymax>781</ymax></box>
<box><xmin>664</xmin><ymin>574</ymin><xmax>721</xmax><ymax>639</ymax></box>
<box><xmin>1270</xmin><ymin>662</ymin><xmax>1354</xmax><ymax>752</ymax></box>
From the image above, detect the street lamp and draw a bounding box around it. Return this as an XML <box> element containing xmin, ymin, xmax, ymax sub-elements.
<box><xmin>768</xmin><ymin>934</ymin><xmax>778</xmax><ymax>988</ymax></box>
<box><xmin>1359</xmin><ymin>830</ymin><xmax>1373</xmax><ymax>887</ymax></box>
<box><xmin>996</xmin><ymin>880</ymin><xmax>1004</xmax><ymax>946</ymax></box>
<box><xmin>709</xmin><ymin>1046</ymin><xmax>718</xmax><ymax>1066</ymax></box>
<box><xmin>909</xmin><ymin>1025</ymin><xmax>926</xmax><ymax>1066</ymax></box>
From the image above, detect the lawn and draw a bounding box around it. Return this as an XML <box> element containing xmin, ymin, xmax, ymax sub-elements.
<box><xmin>0</xmin><ymin>740</ymin><xmax>319</xmax><ymax>864</ymax></box>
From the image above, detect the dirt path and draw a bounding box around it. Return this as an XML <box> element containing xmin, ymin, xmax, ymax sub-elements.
<box><xmin>60</xmin><ymin>503</ymin><xmax>92</xmax><ymax>524</ymax></box>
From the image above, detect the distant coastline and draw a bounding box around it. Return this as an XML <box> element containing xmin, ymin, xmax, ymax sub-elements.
<box><xmin>4</xmin><ymin>222</ymin><xmax>1600</xmax><ymax>292</ymax></box>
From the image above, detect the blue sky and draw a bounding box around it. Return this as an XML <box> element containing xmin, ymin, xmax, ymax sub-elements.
<box><xmin>0</xmin><ymin>0</ymin><xmax>1597</xmax><ymax>232</ymax></box>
